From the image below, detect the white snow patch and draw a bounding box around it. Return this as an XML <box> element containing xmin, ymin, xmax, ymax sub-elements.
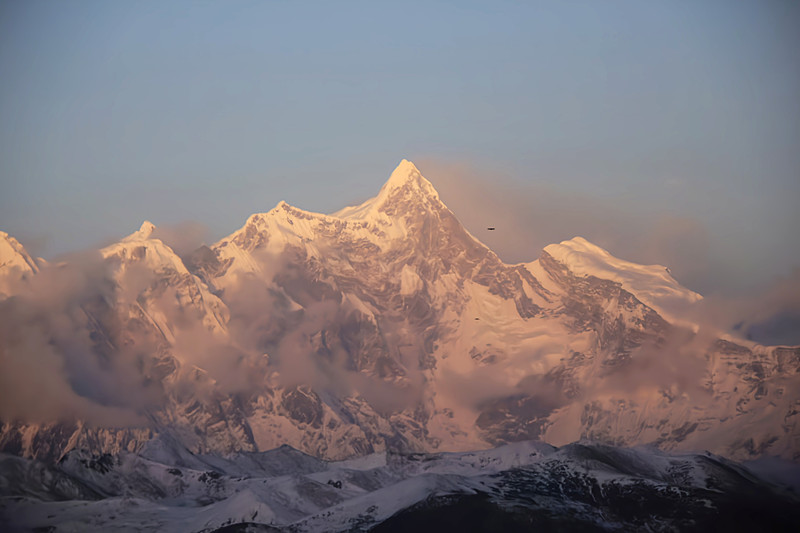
<box><xmin>399</xmin><ymin>264</ymin><xmax>423</xmax><ymax>295</ymax></box>
<box><xmin>543</xmin><ymin>236</ymin><xmax>702</xmax><ymax>325</ymax></box>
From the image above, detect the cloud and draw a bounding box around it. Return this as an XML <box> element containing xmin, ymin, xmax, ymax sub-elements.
<box><xmin>198</xmin><ymin>247</ymin><xmax>425</xmax><ymax>414</ymax></box>
<box><xmin>589</xmin><ymin>326</ymin><xmax>715</xmax><ymax>402</ymax></box>
<box><xmin>248</xmin><ymin>294</ymin><xmax>424</xmax><ymax>415</ymax></box>
<box><xmin>150</xmin><ymin>221</ymin><xmax>210</xmax><ymax>259</ymax></box>
<box><xmin>170</xmin><ymin>320</ymin><xmax>268</xmax><ymax>396</ymax></box>
<box><xmin>690</xmin><ymin>268</ymin><xmax>800</xmax><ymax>346</ymax></box>
<box><xmin>0</xmin><ymin>253</ymin><xmax>150</xmax><ymax>427</ymax></box>
<box><xmin>0</xmin><ymin>243</ymin><xmax>283</xmax><ymax>428</ymax></box>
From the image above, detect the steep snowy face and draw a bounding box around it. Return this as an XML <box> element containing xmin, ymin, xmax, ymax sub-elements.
<box><xmin>333</xmin><ymin>159</ymin><xmax>443</xmax><ymax>225</ymax></box>
<box><xmin>102</xmin><ymin>220</ymin><xmax>229</xmax><ymax>338</ymax></box>
<box><xmin>0</xmin><ymin>231</ymin><xmax>39</xmax><ymax>274</ymax></box>
<box><xmin>121</xmin><ymin>220</ymin><xmax>157</xmax><ymax>242</ymax></box>
<box><xmin>541</xmin><ymin>236</ymin><xmax>702</xmax><ymax>325</ymax></box>
<box><xmin>0</xmin><ymin>231</ymin><xmax>40</xmax><ymax>297</ymax></box>
<box><xmin>214</xmin><ymin>159</ymin><xmax>488</xmax><ymax>279</ymax></box>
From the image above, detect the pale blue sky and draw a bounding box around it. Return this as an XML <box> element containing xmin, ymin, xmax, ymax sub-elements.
<box><xmin>1</xmin><ymin>0</ymin><xmax>798</xmax><ymax>297</ymax></box>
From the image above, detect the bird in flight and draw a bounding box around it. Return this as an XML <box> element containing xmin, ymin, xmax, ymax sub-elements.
<box><xmin>487</xmin><ymin>227</ymin><xmax>496</xmax><ymax>231</ymax></box>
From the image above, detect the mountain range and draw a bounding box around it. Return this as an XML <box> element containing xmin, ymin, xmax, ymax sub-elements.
<box><xmin>3</xmin><ymin>437</ymin><xmax>799</xmax><ymax>532</ymax></box>
<box><xmin>1</xmin><ymin>160</ymin><xmax>798</xmax><ymax>466</ymax></box>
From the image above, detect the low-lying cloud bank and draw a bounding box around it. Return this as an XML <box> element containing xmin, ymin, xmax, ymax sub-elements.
<box><xmin>0</xmin><ymin>252</ymin><xmax>151</xmax><ymax>426</ymax></box>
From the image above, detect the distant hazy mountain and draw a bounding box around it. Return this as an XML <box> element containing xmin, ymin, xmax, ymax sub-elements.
<box><xmin>1</xmin><ymin>160</ymin><xmax>798</xmax><ymax>464</ymax></box>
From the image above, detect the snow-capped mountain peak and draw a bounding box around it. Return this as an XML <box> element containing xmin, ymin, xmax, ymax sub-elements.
<box><xmin>122</xmin><ymin>220</ymin><xmax>157</xmax><ymax>242</ymax></box>
<box><xmin>379</xmin><ymin>158</ymin><xmax>438</xmax><ymax>198</ymax></box>
<box><xmin>540</xmin><ymin>235</ymin><xmax>702</xmax><ymax>325</ymax></box>
<box><xmin>333</xmin><ymin>159</ymin><xmax>441</xmax><ymax>220</ymax></box>
<box><xmin>0</xmin><ymin>231</ymin><xmax>39</xmax><ymax>274</ymax></box>
<box><xmin>0</xmin><ymin>231</ymin><xmax>42</xmax><ymax>297</ymax></box>
<box><xmin>216</xmin><ymin>159</ymin><xmax>457</xmax><ymax>268</ymax></box>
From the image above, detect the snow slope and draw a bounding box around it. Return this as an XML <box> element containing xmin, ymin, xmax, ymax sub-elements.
<box><xmin>0</xmin><ymin>231</ymin><xmax>40</xmax><ymax>297</ymax></box>
<box><xmin>541</xmin><ymin>236</ymin><xmax>702</xmax><ymax>325</ymax></box>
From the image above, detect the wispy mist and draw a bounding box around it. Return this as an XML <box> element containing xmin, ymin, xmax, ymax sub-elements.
<box><xmin>0</xmin><ymin>253</ymin><xmax>150</xmax><ymax>426</ymax></box>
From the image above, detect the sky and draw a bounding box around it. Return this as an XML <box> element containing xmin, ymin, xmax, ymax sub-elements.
<box><xmin>1</xmin><ymin>0</ymin><xmax>798</xmax><ymax>303</ymax></box>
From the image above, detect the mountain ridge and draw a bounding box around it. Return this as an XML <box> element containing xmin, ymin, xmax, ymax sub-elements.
<box><xmin>2</xmin><ymin>438</ymin><xmax>799</xmax><ymax>532</ymax></box>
